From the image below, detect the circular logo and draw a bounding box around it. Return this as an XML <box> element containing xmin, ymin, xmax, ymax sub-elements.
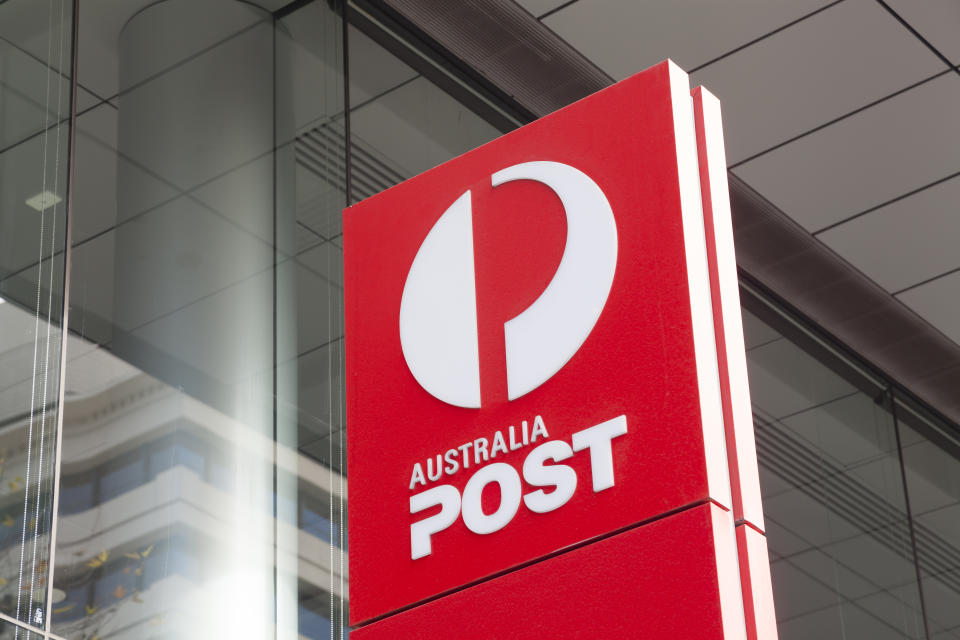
<box><xmin>399</xmin><ymin>161</ymin><xmax>618</xmax><ymax>408</ymax></box>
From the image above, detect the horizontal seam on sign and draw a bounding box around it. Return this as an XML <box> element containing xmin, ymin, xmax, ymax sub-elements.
<box><xmin>735</xmin><ymin>519</ymin><xmax>765</xmax><ymax>536</ymax></box>
<box><xmin>893</xmin><ymin>264</ymin><xmax>960</xmax><ymax>296</ymax></box>
<box><xmin>689</xmin><ymin>0</ymin><xmax>848</xmax><ymax>74</ymax></box>
<box><xmin>354</xmin><ymin>498</ymin><xmax>715</xmax><ymax>629</ymax></box>
<box><xmin>728</xmin><ymin>69</ymin><xmax>952</xmax><ymax>170</ymax></box>
<box><xmin>813</xmin><ymin>168</ymin><xmax>960</xmax><ymax>235</ymax></box>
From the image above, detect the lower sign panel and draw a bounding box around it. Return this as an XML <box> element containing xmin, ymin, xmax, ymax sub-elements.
<box><xmin>352</xmin><ymin>502</ymin><xmax>747</xmax><ymax>639</ymax></box>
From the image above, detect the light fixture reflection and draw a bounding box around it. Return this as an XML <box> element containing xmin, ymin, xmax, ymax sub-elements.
<box><xmin>25</xmin><ymin>190</ymin><xmax>62</xmax><ymax>212</ymax></box>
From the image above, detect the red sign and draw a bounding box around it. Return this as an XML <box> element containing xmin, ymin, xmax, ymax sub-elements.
<box><xmin>347</xmin><ymin>59</ymin><xmax>718</xmax><ymax>622</ymax></box>
<box><xmin>344</xmin><ymin>60</ymin><xmax>777</xmax><ymax>638</ymax></box>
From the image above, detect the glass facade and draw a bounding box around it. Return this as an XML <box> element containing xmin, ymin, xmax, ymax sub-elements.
<box><xmin>742</xmin><ymin>284</ymin><xmax>956</xmax><ymax>640</ymax></box>
<box><xmin>0</xmin><ymin>0</ymin><xmax>72</xmax><ymax>631</ymax></box>
<box><xmin>0</xmin><ymin>1</ymin><xmax>957</xmax><ymax>639</ymax></box>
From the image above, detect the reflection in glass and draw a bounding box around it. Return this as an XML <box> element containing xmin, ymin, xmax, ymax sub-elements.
<box><xmin>15</xmin><ymin>0</ymin><xmax>955</xmax><ymax>638</ymax></box>
<box><xmin>51</xmin><ymin>1</ymin><xmax>513</xmax><ymax>636</ymax></box>
<box><xmin>745</xmin><ymin>308</ymin><xmax>926</xmax><ymax>639</ymax></box>
<box><xmin>0</xmin><ymin>0</ymin><xmax>73</xmax><ymax>629</ymax></box>
<box><xmin>53</xmin><ymin>1</ymin><xmax>346</xmax><ymax>638</ymax></box>
<box><xmin>0</xmin><ymin>619</ymin><xmax>42</xmax><ymax>639</ymax></box>
<box><xmin>347</xmin><ymin>25</ymin><xmax>502</xmax><ymax>202</ymax></box>
<box><xmin>897</xmin><ymin>405</ymin><xmax>960</xmax><ymax>639</ymax></box>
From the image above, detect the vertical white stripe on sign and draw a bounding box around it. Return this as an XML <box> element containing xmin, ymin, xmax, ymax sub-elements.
<box><xmin>737</xmin><ymin>523</ymin><xmax>780</xmax><ymax>640</ymax></box>
<box><xmin>692</xmin><ymin>87</ymin><xmax>765</xmax><ymax>531</ymax></box>
<box><xmin>667</xmin><ymin>61</ymin><xmax>732</xmax><ymax>511</ymax></box>
<box><xmin>711</xmin><ymin>503</ymin><xmax>749</xmax><ymax>640</ymax></box>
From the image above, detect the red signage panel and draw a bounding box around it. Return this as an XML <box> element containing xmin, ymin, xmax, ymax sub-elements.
<box><xmin>344</xmin><ymin>60</ymin><xmax>733</xmax><ymax>625</ymax></box>
<box><xmin>351</xmin><ymin>503</ymin><xmax>745</xmax><ymax>639</ymax></box>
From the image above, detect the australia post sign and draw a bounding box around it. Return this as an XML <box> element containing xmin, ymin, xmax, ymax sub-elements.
<box><xmin>344</xmin><ymin>61</ymin><xmax>778</xmax><ymax>639</ymax></box>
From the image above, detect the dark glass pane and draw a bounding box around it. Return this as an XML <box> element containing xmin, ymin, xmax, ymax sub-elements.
<box><xmin>897</xmin><ymin>404</ymin><xmax>960</xmax><ymax>639</ymax></box>
<box><xmin>51</xmin><ymin>1</ymin><xmax>521</xmax><ymax>638</ymax></box>
<box><xmin>347</xmin><ymin>26</ymin><xmax>502</xmax><ymax>203</ymax></box>
<box><xmin>58</xmin><ymin>474</ymin><xmax>95</xmax><ymax>515</ymax></box>
<box><xmin>0</xmin><ymin>0</ymin><xmax>73</xmax><ymax>627</ymax></box>
<box><xmin>299</xmin><ymin>583</ymin><xmax>349</xmax><ymax>640</ymax></box>
<box><xmin>98</xmin><ymin>453</ymin><xmax>146</xmax><ymax>502</ymax></box>
<box><xmin>0</xmin><ymin>619</ymin><xmax>42</xmax><ymax>639</ymax></box>
<box><xmin>301</xmin><ymin>501</ymin><xmax>334</xmax><ymax>545</ymax></box>
<box><xmin>54</xmin><ymin>2</ymin><xmax>348</xmax><ymax>639</ymax></box>
<box><xmin>147</xmin><ymin>437</ymin><xmax>175</xmax><ymax>477</ymax></box>
<box><xmin>744</xmin><ymin>308</ymin><xmax>926</xmax><ymax>640</ymax></box>
<box><xmin>174</xmin><ymin>438</ymin><xmax>206</xmax><ymax>478</ymax></box>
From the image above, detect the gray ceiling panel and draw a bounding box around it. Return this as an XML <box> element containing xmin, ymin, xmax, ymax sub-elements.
<box><xmin>818</xmin><ymin>175</ymin><xmax>960</xmax><ymax>293</ymax></box>
<box><xmin>886</xmin><ymin>0</ymin><xmax>960</xmax><ymax>64</ymax></box>
<box><xmin>733</xmin><ymin>73</ymin><xmax>960</xmax><ymax>233</ymax></box>
<box><xmin>691</xmin><ymin>0</ymin><xmax>945</xmax><ymax>164</ymax></box>
<box><xmin>543</xmin><ymin>0</ymin><xmax>833</xmax><ymax>79</ymax></box>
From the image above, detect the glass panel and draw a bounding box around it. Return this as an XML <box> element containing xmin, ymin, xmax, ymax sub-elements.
<box><xmin>0</xmin><ymin>0</ymin><xmax>73</xmax><ymax>628</ymax></box>
<box><xmin>347</xmin><ymin>26</ymin><xmax>503</xmax><ymax>203</ymax></box>
<box><xmin>897</xmin><ymin>405</ymin><xmax>960</xmax><ymax>640</ymax></box>
<box><xmin>53</xmin><ymin>2</ymin><xmax>346</xmax><ymax>639</ymax></box>
<box><xmin>0</xmin><ymin>619</ymin><xmax>42</xmax><ymax>639</ymax></box>
<box><xmin>277</xmin><ymin>2</ymin><xmax>348</xmax><ymax>638</ymax></box>
<box><xmin>744</xmin><ymin>308</ymin><xmax>927</xmax><ymax>640</ymax></box>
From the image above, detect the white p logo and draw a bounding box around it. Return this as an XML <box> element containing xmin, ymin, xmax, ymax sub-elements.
<box><xmin>399</xmin><ymin>161</ymin><xmax>618</xmax><ymax>408</ymax></box>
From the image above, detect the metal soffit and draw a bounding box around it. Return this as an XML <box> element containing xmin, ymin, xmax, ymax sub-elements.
<box><xmin>377</xmin><ymin>0</ymin><xmax>960</xmax><ymax>430</ymax></box>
